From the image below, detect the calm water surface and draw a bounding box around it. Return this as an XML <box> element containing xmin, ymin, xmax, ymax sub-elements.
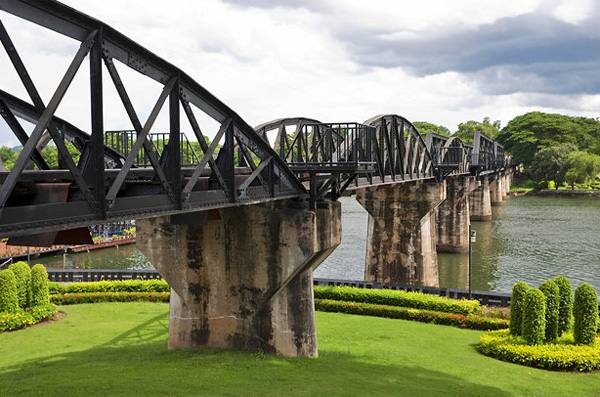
<box><xmin>44</xmin><ymin>195</ymin><xmax>600</xmax><ymax>293</ymax></box>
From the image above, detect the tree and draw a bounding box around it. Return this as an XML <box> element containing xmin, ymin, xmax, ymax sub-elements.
<box><xmin>453</xmin><ymin>118</ymin><xmax>501</xmax><ymax>144</ymax></box>
<box><xmin>530</xmin><ymin>143</ymin><xmax>576</xmax><ymax>189</ymax></box>
<box><xmin>565</xmin><ymin>151</ymin><xmax>600</xmax><ymax>189</ymax></box>
<box><xmin>0</xmin><ymin>146</ymin><xmax>18</xmax><ymax>170</ymax></box>
<box><xmin>497</xmin><ymin>112</ymin><xmax>600</xmax><ymax>167</ymax></box>
<box><xmin>413</xmin><ymin>121</ymin><xmax>450</xmax><ymax>137</ymax></box>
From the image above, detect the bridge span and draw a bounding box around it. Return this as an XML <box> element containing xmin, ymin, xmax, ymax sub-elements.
<box><xmin>0</xmin><ymin>0</ymin><xmax>514</xmax><ymax>357</ymax></box>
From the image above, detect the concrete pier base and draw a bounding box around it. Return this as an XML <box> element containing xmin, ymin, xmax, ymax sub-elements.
<box><xmin>436</xmin><ymin>175</ymin><xmax>475</xmax><ymax>253</ymax></box>
<box><xmin>137</xmin><ymin>200</ymin><xmax>341</xmax><ymax>357</ymax></box>
<box><xmin>356</xmin><ymin>180</ymin><xmax>446</xmax><ymax>287</ymax></box>
<box><xmin>470</xmin><ymin>177</ymin><xmax>492</xmax><ymax>221</ymax></box>
<box><xmin>490</xmin><ymin>175</ymin><xmax>504</xmax><ymax>205</ymax></box>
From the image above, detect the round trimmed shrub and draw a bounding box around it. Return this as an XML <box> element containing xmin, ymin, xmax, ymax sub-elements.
<box><xmin>30</xmin><ymin>264</ymin><xmax>49</xmax><ymax>307</ymax></box>
<box><xmin>509</xmin><ymin>281</ymin><xmax>529</xmax><ymax>336</ymax></box>
<box><xmin>522</xmin><ymin>288</ymin><xmax>546</xmax><ymax>345</ymax></box>
<box><xmin>554</xmin><ymin>276</ymin><xmax>573</xmax><ymax>335</ymax></box>
<box><xmin>0</xmin><ymin>269</ymin><xmax>18</xmax><ymax>313</ymax></box>
<box><xmin>574</xmin><ymin>283</ymin><xmax>599</xmax><ymax>346</ymax></box>
<box><xmin>8</xmin><ymin>261</ymin><xmax>31</xmax><ymax>308</ymax></box>
<box><xmin>539</xmin><ymin>280</ymin><xmax>560</xmax><ymax>342</ymax></box>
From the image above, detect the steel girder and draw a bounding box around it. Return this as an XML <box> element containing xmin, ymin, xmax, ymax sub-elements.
<box><xmin>0</xmin><ymin>0</ymin><xmax>306</xmax><ymax>237</ymax></box>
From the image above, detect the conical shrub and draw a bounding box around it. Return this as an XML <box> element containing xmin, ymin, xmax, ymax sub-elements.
<box><xmin>574</xmin><ymin>283</ymin><xmax>598</xmax><ymax>346</ymax></box>
<box><xmin>30</xmin><ymin>264</ymin><xmax>50</xmax><ymax>307</ymax></box>
<box><xmin>8</xmin><ymin>261</ymin><xmax>31</xmax><ymax>308</ymax></box>
<box><xmin>522</xmin><ymin>288</ymin><xmax>546</xmax><ymax>345</ymax></box>
<box><xmin>554</xmin><ymin>276</ymin><xmax>573</xmax><ymax>335</ymax></box>
<box><xmin>0</xmin><ymin>269</ymin><xmax>18</xmax><ymax>313</ymax></box>
<box><xmin>509</xmin><ymin>281</ymin><xmax>529</xmax><ymax>336</ymax></box>
<box><xmin>539</xmin><ymin>280</ymin><xmax>559</xmax><ymax>342</ymax></box>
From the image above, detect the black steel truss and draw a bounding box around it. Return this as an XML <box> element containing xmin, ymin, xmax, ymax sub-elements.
<box><xmin>0</xmin><ymin>0</ymin><xmax>513</xmax><ymax>238</ymax></box>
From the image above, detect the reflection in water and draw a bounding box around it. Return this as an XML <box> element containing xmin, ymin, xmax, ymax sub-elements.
<box><xmin>42</xmin><ymin>244</ymin><xmax>151</xmax><ymax>270</ymax></box>
<box><xmin>41</xmin><ymin>196</ymin><xmax>600</xmax><ymax>293</ymax></box>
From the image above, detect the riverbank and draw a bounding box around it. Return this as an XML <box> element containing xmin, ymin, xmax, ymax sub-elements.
<box><xmin>530</xmin><ymin>189</ymin><xmax>600</xmax><ymax>198</ymax></box>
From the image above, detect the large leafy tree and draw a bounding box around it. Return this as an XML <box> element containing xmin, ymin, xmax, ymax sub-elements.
<box><xmin>497</xmin><ymin>112</ymin><xmax>600</xmax><ymax>167</ymax></box>
<box><xmin>413</xmin><ymin>121</ymin><xmax>450</xmax><ymax>137</ymax></box>
<box><xmin>453</xmin><ymin>117</ymin><xmax>501</xmax><ymax>144</ymax></box>
<box><xmin>565</xmin><ymin>151</ymin><xmax>600</xmax><ymax>189</ymax></box>
<box><xmin>530</xmin><ymin>143</ymin><xmax>577</xmax><ymax>189</ymax></box>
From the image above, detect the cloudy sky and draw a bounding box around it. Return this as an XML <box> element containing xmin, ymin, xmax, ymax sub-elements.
<box><xmin>0</xmin><ymin>0</ymin><xmax>599</xmax><ymax>146</ymax></box>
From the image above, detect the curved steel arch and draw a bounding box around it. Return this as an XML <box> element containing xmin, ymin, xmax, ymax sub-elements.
<box><xmin>0</xmin><ymin>0</ymin><xmax>306</xmax><ymax>237</ymax></box>
<box><xmin>364</xmin><ymin>114</ymin><xmax>434</xmax><ymax>182</ymax></box>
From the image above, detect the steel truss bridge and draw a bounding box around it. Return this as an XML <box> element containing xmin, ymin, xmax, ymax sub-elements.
<box><xmin>0</xmin><ymin>0</ymin><xmax>511</xmax><ymax>241</ymax></box>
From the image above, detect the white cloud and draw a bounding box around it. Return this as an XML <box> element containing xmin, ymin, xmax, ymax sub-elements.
<box><xmin>552</xmin><ymin>0</ymin><xmax>593</xmax><ymax>24</ymax></box>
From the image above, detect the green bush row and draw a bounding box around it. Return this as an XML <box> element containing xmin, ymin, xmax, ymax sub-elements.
<box><xmin>0</xmin><ymin>263</ymin><xmax>50</xmax><ymax>313</ymax></box>
<box><xmin>315</xmin><ymin>299</ymin><xmax>507</xmax><ymax>331</ymax></box>
<box><xmin>50</xmin><ymin>292</ymin><xmax>170</xmax><ymax>305</ymax></box>
<box><xmin>0</xmin><ymin>304</ymin><xmax>57</xmax><ymax>332</ymax></box>
<box><xmin>479</xmin><ymin>329</ymin><xmax>600</xmax><ymax>372</ymax></box>
<box><xmin>314</xmin><ymin>286</ymin><xmax>480</xmax><ymax>315</ymax></box>
<box><xmin>49</xmin><ymin>279</ymin><xmax>169</xmax><ymax>295</ymax></box>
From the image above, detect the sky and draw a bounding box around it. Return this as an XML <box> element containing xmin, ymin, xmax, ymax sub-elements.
<box><xmin>0</xmin><ymin>0</ymin><xmax>599</xmax><ymax>146</ymax></box>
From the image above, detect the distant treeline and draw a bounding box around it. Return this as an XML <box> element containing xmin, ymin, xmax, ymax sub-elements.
<box><xmin>414</xmin><ymin>112</ymin><xmax>600</xmax><ymax>190</ymax></box>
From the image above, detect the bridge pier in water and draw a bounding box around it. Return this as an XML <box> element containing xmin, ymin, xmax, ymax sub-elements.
<box><xmin>469</xmin><ymin>176</ymin><xmax>492</xmax><ymax>221</ymax></box>
<box><xmin>490</xmin><ymin>174</ymin><xmax>504</xmax><ymax>205</ymax></box>
<box><xmin>356</xmin><ymin>180</ymin><xmax>446</xmax><ymax>287</ymax></box>
<box><xmin>137</xmin><ymin>200</ymin><xmax>341</xmax><ymax>357</ymax></box>
<box><xmin>435</xmin><ymin>175</ymin><xmax>477</xmax><ymax>253</ymax></box>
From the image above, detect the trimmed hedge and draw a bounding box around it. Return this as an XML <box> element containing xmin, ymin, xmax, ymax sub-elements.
<box><xmin>554</xmin><ymin>276</ymin><xmax>573</xmax><ymax>335</ymax></box>
<box><xmin>539</xmin><ymin>280</ymin><xmax>560</xmax><ymax>342</ymax></box>
<box><xmin>509</xmin><ymin>281</ymin><xmax>529</xmax><ymax>336</ymax></box>
<box><xmin>9</xmin><ymin>261</ymin><xmax>31</xmax><ymax>308</ymax></box>
<box><xmin>49</xmin><ymin>279</ymin><xmax>169</xmax><ymax>295</ymax></box>
<box><xmin>51</xmin><ymin>292</ymin><xmax>170</xmax><ymax>305</ymax></box>
<box><xmin>479</xmin><ymin>329</ymin><xmax>600</xmax><ymax>372</ymax></box>
<box><xmin>0</xmin><ymin>304</ymin><xmax>57</xmax><ymax>332</ymax></box>
<box><xmin>315</xmin><ymin>299</ymin><xmax>507</xmax><ymax>331</ymax></box>
<box><xmin>0</xmin><ymin>269</ymin><xmax>18</xmax><ymax>313</ymax></box>
<box><xmin>314</xmin><ymin>286</ymin><xmax>480</xmax><ymax>315</ymax></box>
<box><xmin>522</xmin><ymin>288</ymin><xmax>546</xmax><ymax>345</ymax></box>
<box><xmin>30</xmin><ymin>265</ymin><xmax>50</xmax><ymax>307</ymax></box>
<box><xmin>574</xmin><ymin>283</ymin><xmax>599</xmax><ymax>345</ymax></box>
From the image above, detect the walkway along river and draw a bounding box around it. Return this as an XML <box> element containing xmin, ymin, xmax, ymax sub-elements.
<box><xmin>41</xmin><ymin>195</ymin><xmax>600</xmax><ymax>293</ymax></box>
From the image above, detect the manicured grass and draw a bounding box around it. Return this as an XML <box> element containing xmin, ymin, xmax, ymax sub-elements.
<box><xmin>1</xmin><ymin>303</ymin><xmax>599</xmax><ymax>396</ymax></box>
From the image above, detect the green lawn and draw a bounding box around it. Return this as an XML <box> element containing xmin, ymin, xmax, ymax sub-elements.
<box><xmin>1</xmin><ymin>303</ymin><xmax>599</xmax><ymax>397</ymax></box>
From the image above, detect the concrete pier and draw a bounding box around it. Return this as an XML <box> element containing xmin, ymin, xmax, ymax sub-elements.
<box><xmin>490</xmin><ymin>175</ymin><xmax>504</xmax><ymax>205</ymax></box>
<box><xmin>436</xmin><ymin>175</ymin><xmax>475</xmax><ymax>253</ymax></box>
<box><xmin>356</xmin><ymin>180</ymin><xmax>446</xmax><ymax>287</ymax></box>
<box><xmin>469</xmin><ymin>177</ymin><xmax>492</xmax><ymax>221</ymax></box>
<box><xmin>137</xmin><ymin>200</ymin><xmax>341</xmax><ymax>357</ymax></box>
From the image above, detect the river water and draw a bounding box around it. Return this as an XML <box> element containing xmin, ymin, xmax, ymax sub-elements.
<box><xmin>43</xmin><ymin>195</ymin><xmax>600</xmax><ymax>293</ymax></box>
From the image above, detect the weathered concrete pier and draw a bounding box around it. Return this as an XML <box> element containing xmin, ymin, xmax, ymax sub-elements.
<box><xmin>138</xmin><ymin>200</ymin><xmax>341</xmax><ymax>357</ymax></box>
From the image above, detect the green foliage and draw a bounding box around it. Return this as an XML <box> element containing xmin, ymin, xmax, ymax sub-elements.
<box><xmin>39</xmin><ymin>142</ymin><xmax>81</xmax><ymax>169</ymax></box>
<box><xmin>0</xmin><ymin>304</ymin><xmax>57</xmax><ymax>332</ymax></box>
<box><xmin>478</xmin><ymin>329</ymin><xmax>600</xmax><ymax>372</ymax></box>
<box><xmin>539</xmin><ymin>280</ymin><xmax>560</xmax><ymax>342</ymax></box>
<box><xmin>509</xmin><ymin>281</ymin><xmax>529</xmax><ymax>336</ymax></box>
<box><xmin>522</xmin><ymin>288</ymin><xmax>546</xmax><ymax>345</ymax></box>
<box><xmin>49</xmin><ymin>279</ymin><xmax>169</xmax><ymax>294</ymax></box>
<box><xmin>573</xmin><ymin>283</ymin><xmax>599</xmax><ymax>345</ymax></box>
<box><xmin>0</xmin><ymin>146</ymin><xmax>18</xmax><ymax>170</ymax></box>
<box><xmin>315</xmin><ymin>299</ymin><xmax>507</xmax><ymax>331</ymax></box>
<box><xmin>30</xmin><ymin>265</ymin><xmax>50</xmax><ymax>307</ymax></box>
<box><xmin>530</xmin><ymin>143</ymin><xmax>577</xmax><ymax>188</ymax></box>
<box><xmin>8</xmin><ymin>261</ymin><xmax>31</xmax><ymax>308</ymax></box>
<box><xmin>0</xmin><ymin>270</ymin><xmax>18</xmax><ymax>313</ymax></box>
<box><xmin>313</xmin><ymin>286</ymin><xmax>480</xmax><ymax>315</ymax></box>
<box><xmin>554</xmin><ymin>276</ymin><xmax>574</xmax><ymax>335</ymax></box>
<box><xmin>565</xmin><ymin>151</ymin><xmax>600</xmax><ymax>189</ymax></box>
<box><xmin>453</xmin><ymin>117</ymin><xmax>501</xmax><ymax>144</ymax></box>
<box><xmin>413</xmin><ymin>121</ymin><xmax>451</xmax><ymax>137</ymax></box>
<box><xmin>50</xmin><ymin>292</ymin><xmax>170</xmax><ymax>305</ymax></box>
<box><xmin>498</xmin><ymin>111</ymin><xmax>600</xmax><ymax>167</ymax></box>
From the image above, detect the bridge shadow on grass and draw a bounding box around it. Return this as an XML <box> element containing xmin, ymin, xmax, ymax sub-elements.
<box><xmin>0</xmin><ymin>314</ymin><xmax>510</xmax><ymax>397</ymax></box>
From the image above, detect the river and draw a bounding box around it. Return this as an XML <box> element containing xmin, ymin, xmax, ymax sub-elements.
<box><xmin>42</xmin><ymin>195</ymin><xmax>600</xmax><ymax>293</ymax></box>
